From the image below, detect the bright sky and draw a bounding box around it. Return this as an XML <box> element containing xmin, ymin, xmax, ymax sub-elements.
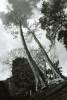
<box><xmin>0</xmin><ymin>0</ymin><xmax>67</xmax><ymax>80</ymax></box>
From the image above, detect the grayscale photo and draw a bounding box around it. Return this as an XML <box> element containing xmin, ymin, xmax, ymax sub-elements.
<box><xmin>0</xmin><ymin>0</ymin><xmax>67</xmax><ymax>100</ymax></box>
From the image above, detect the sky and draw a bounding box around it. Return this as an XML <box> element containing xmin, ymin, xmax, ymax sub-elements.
<box><xmin>0</xmin><ymin>0</ymin><xmax>67</xmax><ymax>80</ymax></box>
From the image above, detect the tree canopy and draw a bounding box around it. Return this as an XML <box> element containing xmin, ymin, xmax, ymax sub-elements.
<box><xmin>40</xmin><ymin>0</ymin><xmax>67</xmax><ymax>46</ymax></box>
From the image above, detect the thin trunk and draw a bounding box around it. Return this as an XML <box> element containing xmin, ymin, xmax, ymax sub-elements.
<box><xmin>19</xmin><ymin>22</ymin><xmax>48</xmax><ymax>90</ymax></box>
<box><xmin>27</xmin><ymin>27</ymin><xmax>64</xmax><ymax>79</ymax></box>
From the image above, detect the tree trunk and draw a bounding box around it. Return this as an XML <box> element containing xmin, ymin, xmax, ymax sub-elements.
<box><xmin>28</xmin><ymin>28</ymin><xmax>64</xmax><ymax>79</ymax></box>
<box><xmin>19</xmin><ymin>22</ymin><xmax>48</xmax><ymax>90</ymax></box>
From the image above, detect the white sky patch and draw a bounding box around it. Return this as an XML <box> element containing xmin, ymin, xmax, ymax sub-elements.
<box><xmin>0</xmin><ymin>21</ymin><xmax>22</xmax><ymax>57</ymax></box>
<box><xmin>37</xmin><ymin>0</ymin><xmax>43</xmax><ymax>9</ymax></box>
<box><xmin>0</xmin><ymin>62</ymin><xmax>12</xmax><ymax>80</ymax></box>
<box><xmin>56</xmin><ymin>41</ymin><xmax>67</xmax><ymax>76</ymax></box>
<box><xmin>0</xmin><ymin>0</ymin><xmax>10</xmax><ymax>13</ymax></box>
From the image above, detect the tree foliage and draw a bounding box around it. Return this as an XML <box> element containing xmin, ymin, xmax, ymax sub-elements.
<box><xmin>40</xmin><ymin>0</ymin><xmax>67</xmax><ymax>45</ymax></box>
<box><xmin>58</xmin><ymin>24</ymin><xmax>67</xmax><ymax>49</ymax></box>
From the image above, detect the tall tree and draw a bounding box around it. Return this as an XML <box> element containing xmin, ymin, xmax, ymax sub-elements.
<box><xmin>19</xmin><ymin>20</ymin><xmax>48</xmax><ymax>88</ymax></box>
<box><xmin>25</xmin><ymin>25</ymin><xmax>64</xmax><ymax>79</ymax></box>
